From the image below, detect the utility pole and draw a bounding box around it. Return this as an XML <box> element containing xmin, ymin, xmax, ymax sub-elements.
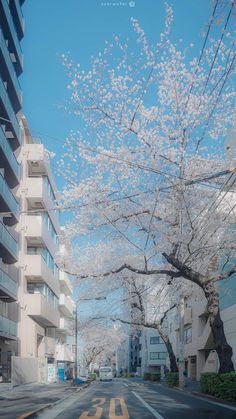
<box><xmin>74</xmin><ymin>303</ymin><xmax>78</xmax><ymax>380</ymax></box>
<box><xmin>178</xmin><ymin>299</ymin><xmax>185</xmax><ymax>389</ymax></box>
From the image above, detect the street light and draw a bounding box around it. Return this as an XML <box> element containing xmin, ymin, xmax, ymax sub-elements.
<box><xmin>74</xmin><ymin>296</ymin><xmax>106</xmax><ymax>381</ymax></box>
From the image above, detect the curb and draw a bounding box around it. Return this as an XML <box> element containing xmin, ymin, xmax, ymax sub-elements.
<box><xmin>16</xmin><ymin>382</ymin><xmax>91</xmax><ymax>419</ymax></box>
<box><xmin>168</xmin><ymin>386</ymin><xmax>236</xmax><ymax>408</ymax></box>
<box><xmin>191</xmin><ymin>391</ymin><xmax>236</xmax><ymax>407</ymax></box>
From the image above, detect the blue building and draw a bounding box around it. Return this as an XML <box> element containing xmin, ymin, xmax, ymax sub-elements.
<box><xmin>0</xmin><ymin>0</ymin><xmax>24</xmax><ymax>381</ymax></box>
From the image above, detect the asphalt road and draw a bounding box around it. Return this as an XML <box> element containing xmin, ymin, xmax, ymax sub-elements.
<box><xmin>36</xmin><ymin>379</ymin><xmax>236</xmax><ymax>419</ymax></box>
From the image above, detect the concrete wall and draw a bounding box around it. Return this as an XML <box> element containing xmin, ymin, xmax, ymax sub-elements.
<box><xmin>221</xmin><ymin>303</ymin><xmax>236</xmax><ymax>370</ymax></box>
<box><xmin>11</xmin><ymin>356</ymin><xmax>39</xmax><ymax>386</ymax></box>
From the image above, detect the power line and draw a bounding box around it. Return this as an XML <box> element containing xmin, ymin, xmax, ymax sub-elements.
<box><xmin>202</xmin><ymin>0</ymin><xmax>235</xmax><ymax>96</ymax></box>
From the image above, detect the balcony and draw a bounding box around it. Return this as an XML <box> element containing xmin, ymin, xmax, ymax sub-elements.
<box><xmin>59</xmin><ymin>271</ymin><xmax>72</xmax><ymax>296</ymax></box>
<box><xmin>0</xmin><ymin>172</ymin><xmax>19</xmax><ymax>222</ymax></box>
<box><xmin>0</xmin><ymin>0</ymin><xmax>23</xmax><ymax>73</ymax></box>
<box><xmin>11</xmin><ymin>0</ymin><xmax>25</xmax><ymax>40</ymax></box>
<box><xmin>0</xmin><ymin>221</ymin><xmax>18</xmax><ymax>263</ymax></box>
<box><xmin>0</xmin><ymin>126</ymin><xmax>20</xmax><ymax>186</ymax></box>
<box><xmin>59</xmin><ymin>294</ymin><xmax>74</xmax><ymax>317</ymax></box>
<box><xmin>0</xmin><ymin>77</ymin><xmax>21</xmax><ymax>148</ymax></box>
<box><xmin>0</xmin><ymin>266</ymin><xmax>17</xmax><ymax>301</ymax></box>
<box><xmin>24</xmin><ymin>254</ymin><xmax>60</xmax><ymax>297</ymax></box>
<box><xmin>25</xmin><ymin>215</ymin><xmax>58</xmax><ymax>257</ymax></box>
<box><xmin>25</xmin><ymin>177</ymin><xmax>60</xmax><ymax>233</ymax></box>
<box><xmin>0</xmin><ymin>30</ymin><xmax>22</xmax><ymax>112</ymax></box>
<box><xmin>25</xmin><ymin>293</ymin><xmax>60</xmax><ymax>328</ymax></box>
<box><xmin>56</xmin><ymin>344</ymin><xmax>74</xmax><ymax>362</ymax></box>
<box><xmin>58</xmin><ymin>317</ymin><xmax>73</xmax><ymax>335</ymax></box>
<box><xmin>0</xmin><ymin>314</ymin><xmax>17</xmax><ymax>339</ymax></box>
<box><xmin>23</xmin><ymin>144</ymin><xmax>59</xmax><ymax>196</ymax></box>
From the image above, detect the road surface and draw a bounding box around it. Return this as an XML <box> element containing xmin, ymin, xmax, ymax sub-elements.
<box><xmin>36</xmin><ymin>379</ymin><xmax>236</xmax><ymax>419</ymax></box>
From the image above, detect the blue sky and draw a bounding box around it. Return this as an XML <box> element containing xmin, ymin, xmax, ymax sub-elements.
<box><xmin>20</xmin><ymin>0</ymin><xmax>215</xmax><ymax>190</ymax></box>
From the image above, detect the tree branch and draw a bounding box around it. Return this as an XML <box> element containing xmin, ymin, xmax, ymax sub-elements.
<box><xmin>64</xmin><ymin>263</ymin><xmax>182</xmax><ymax>279</ymax></box>
<box><xmin>162</xmin><ymin>252</ymin><xmax>204</xmax><ymax>288</ymax></box>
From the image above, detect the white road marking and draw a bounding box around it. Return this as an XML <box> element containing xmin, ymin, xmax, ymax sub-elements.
<box><xmin>132</xmin><ymin>391</ymin><xmax>164</xmax><ymax>419</ymax></box>
<box><xmin>123</xmin><ymin>383</ymin><xmax>128</xmax><ymax>387</ymax></box>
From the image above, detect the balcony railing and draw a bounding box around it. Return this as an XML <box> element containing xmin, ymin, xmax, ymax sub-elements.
<box><xmin>0</xmin><ymin>221</ymin><xmax>18</xmax><ymax>260</ymax></box>
<box><xmin>13</xmin><ymin>0</ymin><xmax>24</xmax><ymax>39</ymax></box>
<box><xmin>59</xmin><ymin>271</ymin><xmax>72</xmax><ymax>296</ymax></box>
<box><xmin>0</xmin><ymin>267</ymin><xmax>17</xmax><ymax>300</ymax></box>
<box><xmin>25</xmin><ymin>293</ymin><xmax>60</xmax><ymax>328</ymax></box>
<box><xmin>0</xmin><ymin>172</ymin><xmax>19</xmax><ymax>214</ymax></box>
<box><xmin>0</xmin><ymin>29</ymin><xmax>22</xmax><ymax>107</ymax></box>
<box><xmin>59</xmin><ymin>294</ymin><xmax>74</xmax><ymax>317</ymax></box>
<box><xmin>0</xmin><ymin>314</ymin><xmax>17</xmax><ymax>338</ymax></box>
<box><xmin>0</xmin><ymin>77</ymin><xmax>21</xmax><ymax>144</ymax></box>
<box><xmin>0</xmin><ymin>126</ymin><xmax>20</xmax><ymax>180</ymax></box>
<box><xmin>1</xmin><ymin>0</ymin><xmax>23</xmax><ymax>69</ymax></box>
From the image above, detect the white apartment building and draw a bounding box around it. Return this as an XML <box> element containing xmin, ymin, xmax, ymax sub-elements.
<box><xmin>140</xmin><ymin>328</ymin><xmax>168</xmax><ymax>376</ymax></box>
<box><xmin>55</xmin><ymin>230</ymin><xmax>75</xmax><ymax>380</ymax></box>
<box><xmin>12</xmin><ymin>118</ymin><xmax>61</xmax><ymax>384</ymax></box>
<box><xmin>164</xmin><ymin>284</ymin><xmax>236</xmax><ymax>381</ymax></box>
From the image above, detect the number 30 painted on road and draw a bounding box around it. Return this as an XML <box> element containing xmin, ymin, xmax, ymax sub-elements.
<box><xmin>79</xmin><ymin>397</ymin><xmax>130</xmax><ymax>419</ymax></box>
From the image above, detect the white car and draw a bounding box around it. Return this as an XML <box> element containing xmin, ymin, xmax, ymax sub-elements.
<box><xmin>99</xmin><ymin>367</ymin><xmax>113</xmax><ymax>381</ymax></box>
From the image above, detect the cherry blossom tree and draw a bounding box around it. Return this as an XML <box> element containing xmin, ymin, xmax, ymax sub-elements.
<box><xmin>59</xmin><ymin>2</ymin><xmax>236</xmax><ymax>373</ymax></box>
<box><xmin>78</xmin><ymin>322</ymin><xmax>125</xmax><ymax>369</ymax></box>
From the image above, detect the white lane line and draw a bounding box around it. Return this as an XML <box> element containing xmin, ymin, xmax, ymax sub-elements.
<box><xmin>124</xmin><ymin>383</ymin><xmax>128</xmax><ymax>387</ymax></box>
<box><xmin>132</xmin><ymin>391</ymin><xmax>164</xmax><ymax>419</ymax></box>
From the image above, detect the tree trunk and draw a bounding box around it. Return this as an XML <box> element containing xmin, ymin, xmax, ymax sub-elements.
<box><xmin>165</xmin><ymin>338</ymin><xmax>179</xmax><ymax>373</ymax></box>
<box><xmin>203</xmin><ymin>282</ymin><xmax>234</xmax><ymax>373</ymax></box>
<box><xmin>158</xmin><ymin>328</ymin><xmax>179</xmax><ymax>373</ymax></box>
<box><xmin>162</xmin><ymin>253</ymin><xmax>235</xmax><ymax>374</ymax></box>
<box><xmin>209</xmin><ymin>310</ymin><xmax>234</xmax><ymax>373</ymax></box>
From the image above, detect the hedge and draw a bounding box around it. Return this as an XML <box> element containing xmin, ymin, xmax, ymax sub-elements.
<box><xmin>143</xmin><ymin>372</ymin><xmax>161</xmax><ymax>381</ymax></box>
<box><xmin>166</xmin><ymin>372</ymin><xmax>179</xmax><ymax>387</ymax></box>
<box><xmin>200</xmin><ymin>372</ymin><xmax>236</xmax><ymax>402</ymax></box>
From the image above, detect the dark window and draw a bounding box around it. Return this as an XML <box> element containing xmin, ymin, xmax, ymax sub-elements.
<box><xmin>184</xmin><ymin>326</ymin><xmax>192</xmax><ymax>344</ymax></box>
<box><xmin>150</xmin><ymin>336</ymin><xmax>162</xmax><ymax>344</ymax></box>
<box><xmin>150</xmin><ymin>352</ymin><xmax>167</xmax><ymax>360</ymax></box>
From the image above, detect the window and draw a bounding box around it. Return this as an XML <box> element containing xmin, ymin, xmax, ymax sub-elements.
<box><xmin>43</xmin><ymin>176</ymin><xmax>56</xmax><ymax>201</ymax></box>
<box><xmin>42</xmin><ymin>212</ymin><xmax>58</xmax><ymax>245</ymax></box>
<box><xmin>184</xmin><ymin>326</ymin><xmax>192</xmax><ymax>344</ymax></box>
<box><xmin>150</xmin><ymin>352</ymin><xmax>167</xmax><ymax>360</ymax></box>
<box><xmin>150</xmin><ymin>336</ymin><xmax>162</xmax><ymax>344</ymax></box>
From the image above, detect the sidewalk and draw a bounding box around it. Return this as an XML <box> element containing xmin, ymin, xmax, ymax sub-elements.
<box><xmin>0</xmin><ymin>380</ymin><xmax>78</xmax><ymax>399</ymax></box>
<box><xmin>0</xmin><ymin>380</ymin><xmax>91</xmax><ymax>419</ymax></box>
<box><xmin>179</xmin><ymin>377</ymin><xmax>201</xmax><ymax>393</ymax></box>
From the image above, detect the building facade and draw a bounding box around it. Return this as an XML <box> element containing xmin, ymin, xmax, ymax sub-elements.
<box><xmin>15</xmin><ymin>118</ymin><xmax>60</xmax><ymax>382</ymax></box>
<box><xmin>140</xmin><ymin>328</ymin><xmax>168</xmax><ymax>376</ymax></box>
<box><xmin>55</xmin><ymin>231</ymin><xmax>75</xmax><ymax>380</ymax></box>
<box><xmin>0</xmin><ymin>0</ymin><xmax>24</xmax><ymax>381</ymax></box>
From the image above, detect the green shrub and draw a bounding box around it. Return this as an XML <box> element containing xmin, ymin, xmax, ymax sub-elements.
<box><xmin>166</xmin><ymin>372</ymin><xmax>179</xmax><ymax>387</ymax></box>
<box><xmin>143</xmin><ymin>372</ymin><xmax>161</xmax><ymax>381</ymax></box>
<box><xmin>200</xmin><ymin>372</ymin><xmax>236</xmax><ymax>402</ymax></box>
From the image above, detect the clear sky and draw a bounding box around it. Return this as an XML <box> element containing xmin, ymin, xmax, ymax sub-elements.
<box><xmin>20</xmin><ymin>0</ymin><xmax>215</xmax><ymax>190</ymax></box>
